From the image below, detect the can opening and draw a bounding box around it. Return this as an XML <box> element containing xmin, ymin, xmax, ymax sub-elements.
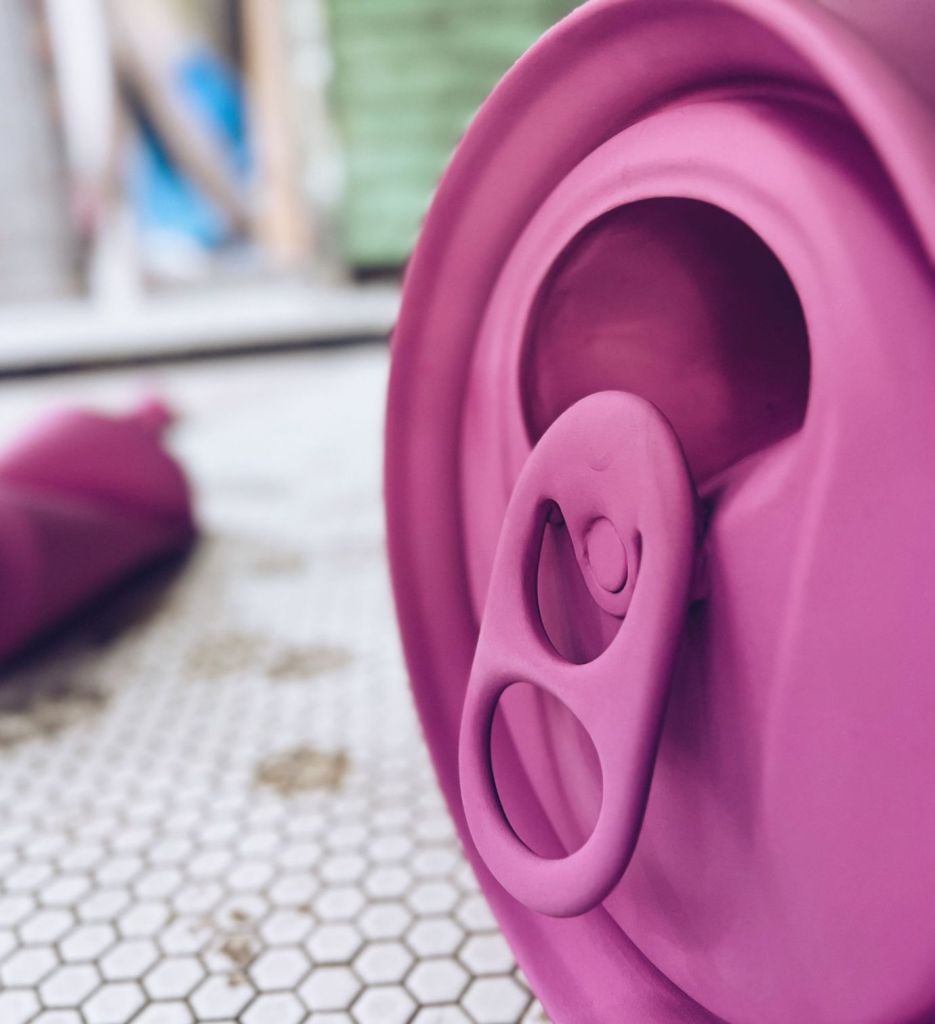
<box><xmin>520</xmin><ymin>198</ymin><xmax>810</xmax><ymax>487</ymax></box>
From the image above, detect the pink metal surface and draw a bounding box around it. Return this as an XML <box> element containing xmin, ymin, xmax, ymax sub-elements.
<box><xmin>385</xmin><ymin>1</ymin><xmax>935</xmax><ymax>1021</ymax></box>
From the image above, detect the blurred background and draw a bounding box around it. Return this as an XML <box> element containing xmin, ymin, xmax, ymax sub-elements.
<box><xmin>0</xmin><ymin>3</ymin><xmax>580</xmax><ymax>1023</ymax></box>
<box><xmin>0</xmin><ymin>0</ymin><xmax>575</xmax><ymax>369</ymax></box>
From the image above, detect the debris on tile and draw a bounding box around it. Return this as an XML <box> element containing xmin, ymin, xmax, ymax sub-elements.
<box><xmin>184</xmin><ymin>630</ymin><xmax>268</xmax><ymax>680</ymax></box>
<box><xmin>0</xmin><ymin>674</ymin><xmax>107</xmax><ymax>748</ymax></box>
<box><xmin>267</xmin><ymin>644</ymin><xmax>353</xmax><ymax>682</ymax></box>
<box><xmin>254</xmin><ymin>747</ymin><xmax>350</xmax><ymax>796</ymax></box>
<box><xmin>248</xmin><ymin>545</ymin><xmax>308</xmax><ymax>576</ymax></box>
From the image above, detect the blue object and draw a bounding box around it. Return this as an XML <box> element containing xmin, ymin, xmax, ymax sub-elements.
<box><xmin>127</xmin><ymin>47</ymin><xmax>251</xmax><ymax>249</ymax></box>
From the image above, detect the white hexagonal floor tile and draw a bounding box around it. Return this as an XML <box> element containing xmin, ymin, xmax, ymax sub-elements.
<box><xmin>0</xmin><ymin>944</ymin><xmax>58</xmax><ymax>986</ymax></box>
<box><xmin>364</xmin><ymin>866</ymin><xmax>411</xmax><ymax>900</ymax></box>
<box><xmin>269</xmin><ymin>873</ymin><xmax>319</xmax><ymax>909</ymax></box>
<box><xmin>300</xmin><ymin>965</ymin><xmax>362</xmax><ymax>1012</ymax></box>
<box><xmin>248</xmin><ymin>946</ymin><xmax>309</xmax><ymax>990</ymax></box>
<box><xmin>134</xmin><ymin>868</ymin><xmax>183</xmax><ymax>900</ymax></box>
<box><xmin>276</xmin><ymin>840</ymin><xmax>322</xmax><ymax>871</ymax></box>
<box><xmin>322</xmin><ymin>853</ymin><xmax>367</xmax><ymax>885</ymax></box>
<box><xmin>459</xmin><ymin>934</ymin><xmax>515</xmax><ymax>976</ymax></box>
<box><xmin>257</xmin><ymin>908</ymin><xmax>311</xmax><ymax>946</ymax></box>
<box><xmin>305</xmin><ymin>922</ymin><xmax>363</xmax><ymax>964</ymax></box>
<box><xmin>227</xmin><ymin>860</ymin><xmax>275</xmax><ymax>892</ymax></box>
<box><xmin>412</xmin><ymin>847</ymin><xmax>459</xmax><ymax>879</ymax></box>
<box><xmin>32</xmin><ymin>1011</ymin><xmax>83</xmax><ymax>1024</ymax></box>
<box><xmin>462</xmin><ymin>977</ymin><xmax>531</xmax><ymax>1024</ymax></box>
<box><xmin>407</xmin><ymin>958</ymin><xmax>469</xmax><ymax>1005</ymax></box>
<box><xmin>358</xmin><ymin>902</ymin><xmax>412</xmax><ymax>941</ymax></box>
<box><xmin>77</xmin><ymin>889</ymin><xmax>130</xmax><ymax>924</ymax></box>
<box><xmin>412</xmin><ymin>1007</ymin><xmax>472</xmax><ymax>1024</ymax></box>
<box><xmin>0</xmin><ymin>895</ymin><xmax>35</xmax><ymax>927</ymax></box>
<box><xmin>313</xmin><ymin>885</ymin><xmax>365</xmax><ymax>922</ymax></box>
<box><xmin>6</xmin><ymin>861</ymin><xmax>53</xmax><ymax>893</ymax></box>
<box><xmin>241</xmin><ymin>992</ymin><xmax>306</xmax><ymax>1024</ymax></box>
<box><xmin>100</xmin><ymin>938</ymin><xmax>159</xmax><ymax>980</ymax></box>
<box><xmin>18</xmin><ymin>908</ymin><xmax>73</xmax><ymax>943</ymax></box>
<box><xmin>132</xmin><ymin>1003</ymin><xmax>195</xmax><ymax>1024</ymax></box>
<box><xmin>172</xmin><ymin>882</ymin><xmax>224</xmax><ymax>916</ymax></box>
<box><xmin>82</xmin><ymin>980</ymin><xmax>146</xmax><ymax>1024</ymax></box>
<box><xmin>0</xmin><ymin>989</ymin><xmax>40</xmax><ymax>1024</ymax></box>
<box><xmin>117</xmin><ymin>901</ymin><xmax>170</xmax><ymax>937</ymax></box>
<box><xmin>189</xmin><ymin>974</ymin><xmax>255</xmax><ymax>1018</ymax></box>
<box><xmin>522</xmin><ymin>1001</ymin><xmax>551</xmax><ymax>1023</ymax></box>
<box><xmin>455</xmin><ymin>895</ymin><xmax>497</xmax><ymax>933</ymax></box>
<box><xmin>408</xmin><ymin>882</ymin><xmax>459</xmax><ymax>917</ymax></box>
<box><xmin>96</xmin><ymin>856</ymin><xmax>144</xmax><ymax>888</ymax></box>
<box><xmin>59</xmin><ymin>923</ymin><xmax>117</xmax><ymax>962</ymax></box>
<box><xmin>39</xmin><ymin>963</ymin><xmax>101</xmax><ymax>1008</ymax></box>
<box><xmin>352</xmin><ymin>984</ymin><xmax>417</xmax><ymax>1024</ymax></box>
<box><xmin>40</xmin><ymin>874</ymin><xmax>91</xmax><ymax>908</ymax></box>
<box><xmin>370</xmin><ymin>835</ymin><xmax>413</xmax><ymax>864</ymax></box>
<box><xmin>158</xmin><ymin>917</ymin><xmax>213</xmax><ymax>956</ymax></box>
<box><xmin>353</xmin><ymin>940</ymin><xmax>413</xmax><ymax>985</ymax></box>
<box><xmin>406</xmin><ymin>918</ymin><xmax>464</xmax><ymax>958</ymax></box>
<box><xmin>143</xmin><ymin>955</ymin><xmax>205</xmax><ymax>999</ymax></box>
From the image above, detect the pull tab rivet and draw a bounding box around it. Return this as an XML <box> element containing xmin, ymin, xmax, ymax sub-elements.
<box><xmin>585</xmin><ymin>517</ymin><xmax>628</xmax><ymax>593</ymax></box>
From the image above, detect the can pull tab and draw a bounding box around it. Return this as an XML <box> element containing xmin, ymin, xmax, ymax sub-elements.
<box><xmin>459</xmin><ymin>391</ymin><xmax>700</xmax><ymax>917</ymax></box>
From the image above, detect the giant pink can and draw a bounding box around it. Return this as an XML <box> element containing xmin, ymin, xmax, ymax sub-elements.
<box><xmin>385</xmin><ymin>1</ymin><xmax>935</xmax><ymax>1020</ymax></box>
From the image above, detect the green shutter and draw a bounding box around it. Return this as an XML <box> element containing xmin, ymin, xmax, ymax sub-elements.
<box><xmin>325</xmin><ymin>1</ymin><xmax>578</xmax><ymax>269</ymax></box>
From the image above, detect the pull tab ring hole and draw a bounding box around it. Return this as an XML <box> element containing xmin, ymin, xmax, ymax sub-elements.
<box><xmin>491</xmin><ymin>680</ymin><xmax>602</xmax><ymax>858</ymax></box>
<box><xmin>537</xmin><ymin>500</ymin><xmax>622</xmax><ymax>664</ymax></box>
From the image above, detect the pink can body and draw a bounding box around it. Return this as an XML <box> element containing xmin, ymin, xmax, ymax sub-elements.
<box><xmin>386</xmin><ymin>1</ymin><xmax>935</xmax><ymax>1021</ymax></box>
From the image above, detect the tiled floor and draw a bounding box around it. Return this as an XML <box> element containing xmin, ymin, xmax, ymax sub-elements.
<box><xmin>0</xmin><ymin>347</ymin><xmax>549</xmax><ymax>1024</ymax></box>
